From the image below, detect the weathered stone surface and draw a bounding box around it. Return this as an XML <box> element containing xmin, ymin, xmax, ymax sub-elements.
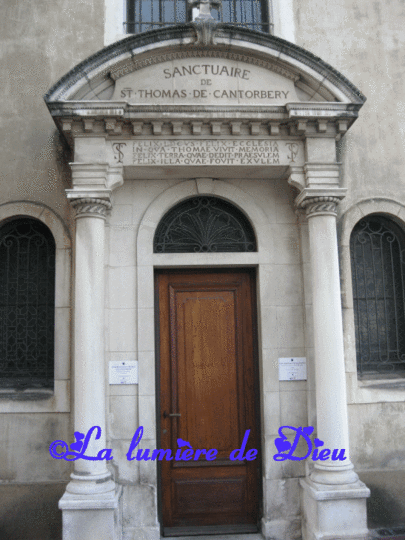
<box><xmin>0</xmin><ymin>483</ymin><xmax>66</xmax><ymax>540</ymax></box>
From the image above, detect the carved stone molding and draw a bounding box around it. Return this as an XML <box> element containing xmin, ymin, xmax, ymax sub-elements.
<box><xmin>300</xmin><ymin>196</ymin><xmax>341</xmax><ymax>217</ymax></box>
<box><xmin>288</xmin><ymin>166</ymin><xmax>305</xmax><ymax>192</ymax></box>
<box><xmin>192</xmin><ymin>19</ymin><xmax>218</xmax><ymax>46</ymax></box>
<box><xmin>70</xmin><ymin>198</ymin><xmax>112</xmax><ymax>219</ymax></box>
<box><xmin>108</xmin><ymin>50</ymin><xmax>298</xmax><ymax>83</ymax></box>
<box><xmin>58</xmin><ymin>116</ymin><xmax>357</xmax><ymax>143</ymax></box>
<box><xmin>295</xmin><ymin>187</ymin><xmax>347</xmax><ymax>218</ymax></box>
<box><xmin>190</xmin><ymin>0</ymin><xmax>222</xmax><ymax>47</ymax></box>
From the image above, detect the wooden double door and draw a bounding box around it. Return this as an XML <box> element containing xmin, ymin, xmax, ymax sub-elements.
<box><xmin>156</xmin><ymin>269</ymin><xmax>261</xmax><ymax>536</ymax></box>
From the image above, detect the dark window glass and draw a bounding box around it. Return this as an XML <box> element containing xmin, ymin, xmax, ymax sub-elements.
<box><xmin>212</xmin><ymin>0</ymin><xmax>270</xmax><ymax>32</ymax></box>
<box><xmin>125</xmin><ymin>0</ymin><xmax>270</xmax><ymax>34</ymax></box>
<box><xmin>126</xmin><ymin>0</ymin><xmax>187</xmax><ymax>33</ymax></box>
<box><xmin>154</xmin><ymin>196</ymin><xmax>257</xmax><ymax>253</ymax></box>
<box><xmin>350</xmin><ymin>216</ymin><xmax>405</xmax><ymax>376</ymax></box>
<box><xmin>0</xmin><ymin>218</ymin><xmax>56</xmax><ymax>389</ymax></box>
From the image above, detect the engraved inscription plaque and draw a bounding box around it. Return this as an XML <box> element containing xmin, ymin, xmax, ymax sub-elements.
<box><xmin>112</xmin><ymin>58</ymin><xmax>299</xmax><ymax>105</ymax></box>
<box><xmin>111</xmin><ymin>140</ymin><xmax>304</xmax><ymax>167</ymax></box>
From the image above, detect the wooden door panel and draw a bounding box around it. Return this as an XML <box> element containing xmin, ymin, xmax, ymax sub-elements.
<box><xmin>172</xmin><ymin>475</ymin><xmax>247</xmax><ymax>515</ymax></box>
<box><xmin>157</xmin><ymin>270</ymin><xmax>260</xmax><ymax>534</ymax></box>
<box><xmin>175</xmin><ymin>289</ymin><xmax>240</xmax><ymax>459</ymax></box>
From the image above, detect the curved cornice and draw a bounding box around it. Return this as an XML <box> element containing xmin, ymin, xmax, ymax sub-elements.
<box><xmin>44</xmin><ymin>25</ymin><xmax>366</xmax><ymax>106</ymax></box>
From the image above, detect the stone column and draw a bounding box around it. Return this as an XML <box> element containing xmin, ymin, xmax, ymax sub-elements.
<box><xmin>66</xmin><ymin>197</ymin><xmax>115</xmax><ymax>493</ymax></box>
<box><xmin>302</xmin><ymin>195</ymin><xmax>358</xmax><ymax>485</ymax></box>
<box><xmin>59</xmin><ymin>164</ymin><xmax>122</xmax><ymax>540</ymax></box>
<box><xmin>297</xmin><ymin>190</ymin><xmax>369</xmax><ymax>540</ymax></box>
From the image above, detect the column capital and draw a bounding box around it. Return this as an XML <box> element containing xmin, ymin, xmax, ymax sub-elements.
<box><xmin>68</xmin><ymin>197</ymin><xmax>112</xmax><ymax>219</ymax></box>
<box><xmin>301</xmin><ymin>196</ymin><xmax>340</xmax><ymax>217</ymax></box>
<box><xmin>295</xmin><ymin>188</ymin><xmax>347</xmax><ymax>217</ymax></box>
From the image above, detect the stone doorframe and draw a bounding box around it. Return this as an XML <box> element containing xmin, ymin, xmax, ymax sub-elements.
<box><xmin>45</xmin><ymin>22</ymin><xmax>370</xmax><ymax>540</ymax></box>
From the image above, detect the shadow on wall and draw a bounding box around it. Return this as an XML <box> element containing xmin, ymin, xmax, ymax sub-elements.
<box><xmin>0</xmin><ymin>483</ymin><xmax>66</xmax><ymax>540</ymax></box>
<box><xmin>358</xmin><ymin>472</ymin><xmax>405</xmax><ymax>528</ymax></box>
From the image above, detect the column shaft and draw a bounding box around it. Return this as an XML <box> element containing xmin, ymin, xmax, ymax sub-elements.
<box><xmin>67</xmin><ymin>198</ymin><xmax>115</xmax><ymax>494</ymax></box>
<box><xmin>305</xmin><ymin>199</ymin><xmax>358</xmax><ymax>485</ymax></box>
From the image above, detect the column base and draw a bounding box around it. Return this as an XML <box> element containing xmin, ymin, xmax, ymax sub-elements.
<box><xmin>300</xmin><ymin>478</ymin><xmax>371</xmax><ymax>540</ymax></box>
<box><xmin>59</xmin><ymin>485</ymin><xmax>123</xmax><ymax>540</ymax></box>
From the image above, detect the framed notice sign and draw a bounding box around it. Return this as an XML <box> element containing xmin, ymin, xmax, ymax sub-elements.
<box><xmin>278</xmin><ymin>357</ymin><xmax>307</xmax><ymax>381</ymax></box>
<box><xmin>109</xmin><ymin>361</ymin><xmax>138</xmax><ymax>385</ymax></box>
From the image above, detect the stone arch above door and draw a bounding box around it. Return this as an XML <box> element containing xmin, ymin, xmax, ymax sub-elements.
<box><xmin>137</xmin><ymin>179</ymin><xmax>269</xmax><ymax>265</ymax></box>
<box><xmin>45</xmin><ymin>24</ymin><xmax>365</xmax><ymax>105</ymax></box>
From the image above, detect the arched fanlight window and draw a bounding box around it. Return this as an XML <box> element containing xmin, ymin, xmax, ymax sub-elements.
<box><xmin>0</xmin><ymin>218</ymin><xmax>56</xmax><ymax>389</ymax></box>
<box><xmin>125</xmin><ymin>0</ymin><xmax>270</xmax><ymax>34</ymax></box>
<box><xmin>350</xmin><ymin>216</ymin><xmax>405</xmax><ymax>376</ymax></box>
<box><xmin>154</xmin><ymin>196</ymin><xmax>257</xmax><ymax>253</ymax></box>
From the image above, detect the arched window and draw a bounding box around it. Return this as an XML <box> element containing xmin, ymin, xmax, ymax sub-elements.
<box><xmin>0</xmin><ymin>218</ymin><xmax>56</xmax><ymax>389</ymax></box>
<box><xmin>154</xmin><ymin>196</ymin><xmax>256</xmax><ymax>253</ymax></box>
<box><xmin>125</xmin><ymin>0</ymin><xmax>270</xmax><ymax>34</ymax></box>
<box><xmin>350</xmin><ymin>216</ymin><xmax>405</xmax><ymax>376</ymax></box>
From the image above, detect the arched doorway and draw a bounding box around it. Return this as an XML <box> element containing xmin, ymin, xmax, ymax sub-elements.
<box><xmin>153</xmin><ymin>197</ymin><xmax>261</xmax><ymax>535</ymax></box>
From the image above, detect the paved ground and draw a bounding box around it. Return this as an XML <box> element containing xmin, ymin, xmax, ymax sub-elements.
<box><xmin>166</xmin><ymin>537</ymin><xmax>405</xmax><ymax>540</ymax></box>
<box><xmin>165</xmin><ymin>533</ymin><xmax>405</xmax><ymax>540</ymax></box>
<box><xmin>165</xmin><ymin>536</ymin><xmax>405</xmax><ymax>540</ymax></box>
<box><xmin>166</xmin><ymin>535</ymin><xmax>264</xmax><ymax>540</ymax></box>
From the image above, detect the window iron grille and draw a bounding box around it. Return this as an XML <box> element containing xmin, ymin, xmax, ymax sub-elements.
<box><xmin>212</xmin><ymin>0</ymin><xmax>270</xmax><ymax>32</ymax></box>
<box><xmin>350</xmin><ymin>217</ymin><xmax>405</xmax><ymax>376</ymax></box>
<box><xmin>126</xmin><ymin>0</ymin><xmax>187</xmax><ymax>33</ymax></box>
<box><xmin>0</xmin><ymin>218</ymin><xmax>55</xmax><ymax>389</ymax></box>
<box><xmin>154</xmin><ymin>196</ymin><xmax>257</xmax><ymax>253</ymax></box>
<box><xmin>125</xmin><ymin>0</ymin><xmax>270</xmax><ymax>34</ymax></box>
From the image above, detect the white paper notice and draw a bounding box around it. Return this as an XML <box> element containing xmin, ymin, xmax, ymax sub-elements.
<box><xmin>109</xmin><ymin>361</ymin><xmax>138</xmax><ymax>385</ymax></box>
<box><xmin>278</xmin><ymin>357</ymin><xmax>307</xmax><ymax>381</ymax></box>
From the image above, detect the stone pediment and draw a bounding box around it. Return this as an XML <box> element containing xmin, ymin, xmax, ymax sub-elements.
<box><xmin>45</xmin><ymin>25</ymin><xmax>365</xmax><ymax>158</ymax></box>
<box><xmin>45</xmin><ymin>26</ymin><xmax>364</xmax><ymax>106</ymax></box>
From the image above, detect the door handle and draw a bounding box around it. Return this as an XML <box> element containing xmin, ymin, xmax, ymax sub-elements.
<box><xmin>163</xmin><ymin>411</ymin><xmax>181</xmax><ymax>418</ymax></box>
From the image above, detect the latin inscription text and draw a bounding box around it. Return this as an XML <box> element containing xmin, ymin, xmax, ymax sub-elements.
<box><xmin>111</xmin><ymin>140</ymin><xmax>302</xmax><ymax>167</ymax></box>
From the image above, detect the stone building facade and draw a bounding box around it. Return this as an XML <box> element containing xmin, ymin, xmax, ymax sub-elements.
<box><xmin>1</xmin><ymin>1</ymin><xmax>405</xmax><ymax>539</ymax></box>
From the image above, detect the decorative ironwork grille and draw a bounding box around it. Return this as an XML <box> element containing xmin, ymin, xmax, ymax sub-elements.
<box><xmin>212</xmin><ymin>0</ymin><xmax>270</xmax><ymax>32</ymax></box>
<box><xmin>0</xmin><ymin>219</ymin><xmax>56</xmax><ymax>389</ymax></box>
<box><xmin>350</xmin><ymin>216</ymin><xmax>405</xmax><ymax>375</ymax></box>
<box><xmin>125</xmin><ymin>0</ymin><xmax>270</xmax><ymax>34</ymax></box>
<box><xmin>154</xmin><ymin>196</ymin><xmax>257</xmax><ymax>253</ymax></box>
<box><xmin>126</xmin><ymin>0</ymin><xmax>187</xmax><ymax>33</ymax></box>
